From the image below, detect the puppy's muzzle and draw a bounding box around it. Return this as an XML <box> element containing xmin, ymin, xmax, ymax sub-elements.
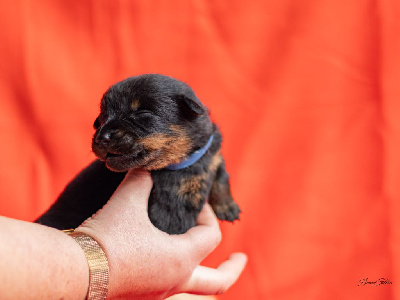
<box><xmin>93</xmin><ymin>125</ymin><xmax>142</xmax><ymax>158</ymax></box>
<box><xmin>95</xmin><ymin>128</ymin><xmax>122</xmax><ymax>148</ymax></box>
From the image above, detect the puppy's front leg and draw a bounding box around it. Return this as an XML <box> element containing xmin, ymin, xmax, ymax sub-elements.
<box><xmin>208</xmin><ymin>157</ymin><xmax>241</xmax><ymax>222</ymax></box>
<box><xmin>148</xmin><ymin>171</ymin><xmax>208</xmax><ymax>234</ymax></box>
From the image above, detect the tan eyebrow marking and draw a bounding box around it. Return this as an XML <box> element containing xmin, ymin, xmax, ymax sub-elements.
<box><xmin>131</xmin><ymin>99</ymin><xmax>140</xmax><ymax>110</ymax></box>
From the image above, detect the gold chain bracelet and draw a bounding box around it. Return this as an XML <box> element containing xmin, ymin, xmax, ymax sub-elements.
<box><xmin>63</xmin><ymin>229</ymin><xmax>109</xmax><ymax>300</ymax></box>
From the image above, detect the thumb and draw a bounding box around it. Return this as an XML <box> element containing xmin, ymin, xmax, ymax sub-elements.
<box><xmin>78</xmin><ymin>169</ymin><xmax>153</xmax><ymax>232</ymax></box>
<box><xmin>108</xmin><ymin>169</ymin><xmax>153</xmax><ymax>211</ymax></box>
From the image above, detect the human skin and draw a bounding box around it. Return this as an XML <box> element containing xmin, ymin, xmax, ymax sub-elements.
<box><xmin>0</xmin><ymin>170</ymin><xmax>247</xmax><ymax>300</ymax></box>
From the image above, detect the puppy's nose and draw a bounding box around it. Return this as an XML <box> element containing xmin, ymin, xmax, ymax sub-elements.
<box><xmin>95</xmin><ymin>131</ymin><xmax>113</xmax><ymax>147</ymax></box>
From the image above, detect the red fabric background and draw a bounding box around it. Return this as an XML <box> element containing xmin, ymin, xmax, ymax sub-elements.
<box><xmin>0</xmin><ymin>1</ymin><xmax>399</xmax><ymax>299</ymax></box>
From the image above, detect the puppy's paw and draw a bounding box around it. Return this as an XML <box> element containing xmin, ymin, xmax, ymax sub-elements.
<box><xmin>212</xmin><ymin>201</ymin><xmax>241</xmax><ymax>222</ymax></box>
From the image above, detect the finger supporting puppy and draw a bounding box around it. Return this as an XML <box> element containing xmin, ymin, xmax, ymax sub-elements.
<box><xmin>180</xmin><ymin>252</ymin><xmax>248</xmax><ymax>296</ymax></box>
<box><xmin>196</xmin><ymin>204</ymin><xmax>220</xmax><ymax>227</ymax></box>
<box><xmin>178</xmin><ymin>204</ymin><xmax>222</xmax><ymax>261</ymax></box>
<box><xmin>110</xmin><ymin>169</ymin><xmax>153</xmax><ymax>210</ymax></box>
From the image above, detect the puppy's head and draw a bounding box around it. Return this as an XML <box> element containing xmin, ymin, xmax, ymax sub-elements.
<box><xmin>92</xmin><ymin>74</ymin><xmax>213</xmax><ymax>172</ymax></box>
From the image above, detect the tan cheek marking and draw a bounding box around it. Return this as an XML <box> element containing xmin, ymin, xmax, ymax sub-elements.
<box><xmin>169</xmin><ymin>124</ymin><xmax>185</xmax><ymax>134</ymax></box>
<box><xmin>140</xmin><ymin>134</ymin><xmax>175</xmax><ymax>151</ymax></box>
<box><xmin>131</xmin><ymin>99</ymin><xmax>140</xmax><ymax>110</ymax></box>
<box><xmin>140</xmin><ymin>133</ymin><xmax>192</xmax><ymax>169</ymax></box>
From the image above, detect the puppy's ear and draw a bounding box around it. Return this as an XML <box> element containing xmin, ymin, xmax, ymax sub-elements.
<box><xmin>176</xmin><ymin>95</ymin><xmax>205</xmax><ymax>116</ymax></box>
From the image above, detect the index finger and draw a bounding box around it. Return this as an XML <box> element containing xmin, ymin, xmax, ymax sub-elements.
<box><xmin>180</xmin><ymin>252</ymin><xmax>248</xmax><ymax>295</ymax></box>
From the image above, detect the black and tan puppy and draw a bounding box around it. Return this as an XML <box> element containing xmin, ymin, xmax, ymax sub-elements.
<box><xmin>36</xmin><ymin>74</ymin><xmax>240</xmax><ymax>234</ymax></box>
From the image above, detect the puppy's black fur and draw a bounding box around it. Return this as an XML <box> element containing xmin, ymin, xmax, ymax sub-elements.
<box><xmin>36</xmin><ymin>74</ymin><xmax>240</xmax><ymax>234</ymax></box>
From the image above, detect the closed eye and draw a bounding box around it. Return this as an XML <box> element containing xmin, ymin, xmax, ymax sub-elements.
<box><xmin>135</xmin><ymin>110</ymin><xmax>152</xmax><ymax>116</ymax></box>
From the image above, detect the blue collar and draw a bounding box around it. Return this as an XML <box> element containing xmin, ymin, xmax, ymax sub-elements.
<box><xmin>165</xmin><ymin>134</ymin><xmax>214</xmax><ymax>170</ymax></box>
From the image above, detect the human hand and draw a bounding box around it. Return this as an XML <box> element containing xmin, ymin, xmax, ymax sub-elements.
<box><xmin>76</xmin><ymin>170</ymin><xmax>247</xmax><ymax>299</ymax></box>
